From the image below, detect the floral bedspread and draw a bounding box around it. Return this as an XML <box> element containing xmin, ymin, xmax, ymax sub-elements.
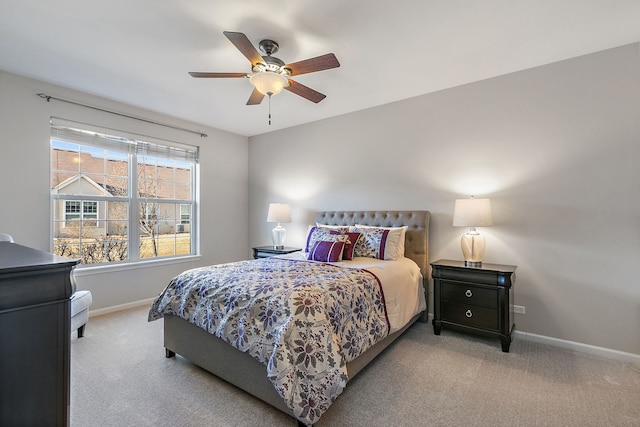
<box><xmin>148</xmin><ymin>257</ymin><xmax>390</xmax><ymax>425</ymax></box>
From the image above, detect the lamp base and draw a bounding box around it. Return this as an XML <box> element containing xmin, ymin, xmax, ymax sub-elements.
<box><xmin>271</xmin><ymin>224</ymin><xmax>286</xmax><ymax>249</ymax></box>
<box><xmin>460</xmin><ymin>228</ymin><xmax>486</xmax><ymax>267</ymax></box>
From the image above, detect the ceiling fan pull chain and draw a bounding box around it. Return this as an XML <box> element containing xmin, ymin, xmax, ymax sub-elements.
<box><xmin>268</xmin><ymin>94</ymin><xmax>272</xmax><ymax>125</ymax></box>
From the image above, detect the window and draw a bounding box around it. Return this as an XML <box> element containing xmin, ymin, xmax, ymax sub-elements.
<box><xmin>51</xmin><ymin>119</ymin><xmax>199</xmax><ymax>265</ymax></box>
<box><xmin>65</xmin><ymin>200</ymin><xmax>98</xmax><ymax>227</ymax></box>
<box><xmin>180</xmin><ymin>204</ymin><xmax>191</xmax><ymax>225</ymax></box>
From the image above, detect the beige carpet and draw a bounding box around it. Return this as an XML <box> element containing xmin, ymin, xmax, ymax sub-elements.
<box><xmin>71</xmin><ymin>306</ymin><xmax>640</xmax><ymax>426</ymax></box>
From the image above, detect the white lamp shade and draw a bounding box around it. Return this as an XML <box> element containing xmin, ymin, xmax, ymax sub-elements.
<box><xmin>250</xmin><ymin>72</ymin><xmax>289</xmax><ymax>96</ymax></box>
<box><xmin>452</xmin><ymin>198</ymin><xmax>494</xmax><ymax>227</ymax></box>
<box><xmin>267</xmin><ymin>203</ymin><xmax>291</xmax><ymax>223</ymax></box>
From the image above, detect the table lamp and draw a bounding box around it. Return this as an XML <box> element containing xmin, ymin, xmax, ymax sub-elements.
<box><xmin>266</xmin><ymin>203</ymin><xmax>291</xmax><ymax>249</ymax></box>
<box><xmin>452</xmin><ymin>197</ymin><xmax>493</xmax><ymax>267</ymax></box>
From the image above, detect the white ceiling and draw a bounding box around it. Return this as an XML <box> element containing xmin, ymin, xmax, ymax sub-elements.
<box><xmin>2</xmin><ymin>1</ymin><xmax>640</xmax><ymax>137</ymax></box>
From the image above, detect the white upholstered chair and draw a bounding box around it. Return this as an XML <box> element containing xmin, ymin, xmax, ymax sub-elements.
<box><xmin>0</xmin><ymin>233</ymin><xmax>14</xmax><ymax>242</ymax></box>
<box><xmin>70</xmin><ymin>273</ymin><xmax>93</xmax><ymax>338</ymax></box>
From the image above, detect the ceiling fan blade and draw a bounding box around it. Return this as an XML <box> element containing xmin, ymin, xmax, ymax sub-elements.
<box><xmin>223</xmin><ymin>31</ymin><xmax>263</xmax><ymax>66</ymax></box>
<box><xmin>285</xmin><ymin>53</ymin><xmax>340</xmax><ymax>76</ymax></box>
<box><xmin>285</xmin><ymin>79</ymin><xmax>327</xmax><ymax>103</ymax></box>
<box><xmin>246</xmin><ymin>88</ymin><xmax>265</xmax><ymax>105</ymax></box>
<box><xmin>189</xmin><ymin>72</ymin><xmax>248</xmax><ymax>78</ymax></box>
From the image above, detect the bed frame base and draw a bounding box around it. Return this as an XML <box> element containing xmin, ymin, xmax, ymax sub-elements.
<box><xmin>164</xmin><ymin>311</ymin><xmax>424</xmax><ymax>423</ymax></box>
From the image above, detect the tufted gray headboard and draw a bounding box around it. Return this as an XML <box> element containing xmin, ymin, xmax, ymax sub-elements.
<box><xmin>314</xmin><ymin>210</ymin><xmax>430</xmax><ymax>277</ymax></box>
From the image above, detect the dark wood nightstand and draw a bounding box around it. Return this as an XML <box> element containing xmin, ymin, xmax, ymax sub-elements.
<box><xmin>431</xmin><ymin>259</ymin><xmax>517</xmax><ymax>352</ymax></box>
<box><xmin>252</xmin><ymin>246</ymin><xmax>301</xmax><ymax>259</ymax></box>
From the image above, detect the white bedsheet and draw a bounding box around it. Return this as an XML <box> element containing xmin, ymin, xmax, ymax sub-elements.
<box><xmin>278</xmin><ymin>252</ymin><xmax>426</xmax><ymax>333</ymax></box>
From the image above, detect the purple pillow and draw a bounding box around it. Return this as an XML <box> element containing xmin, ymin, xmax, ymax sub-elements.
<box><xmin>330</xmin><ymin>231</ymin><xmax>361</xmax><ymax>260</ymax></box>
<box><xmin>307</xmin><ymin>241</ymin><xmax>346</xmax><ymax>262</ymax></box>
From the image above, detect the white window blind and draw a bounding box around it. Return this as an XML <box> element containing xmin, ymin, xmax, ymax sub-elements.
<box><xmin>50</xmin><ymin>118</ymin><xmax>199</xmax><ymax>161</ymax></box>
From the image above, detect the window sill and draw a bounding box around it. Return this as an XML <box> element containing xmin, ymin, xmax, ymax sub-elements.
<box><xmin>72</xmin><ymin>254</ymin><xmax>202</xmax><ymax>277</ymax></box>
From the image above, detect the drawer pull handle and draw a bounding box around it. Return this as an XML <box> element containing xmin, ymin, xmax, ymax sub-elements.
<box><xmin>465</xmin><ymin>309</ymin><xmax>473</xmax><ymax>318</ymax></box>
<box><xmin>465</xmin><ymin>289</ymin><xmax>473</xmax><ymax>298</ymax></box>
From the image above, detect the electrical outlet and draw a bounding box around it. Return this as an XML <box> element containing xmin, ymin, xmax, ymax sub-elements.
<box><xmin>511</xmin><ymin>305</ymin><xmax>525</xmax><ymax>315</ymax></box>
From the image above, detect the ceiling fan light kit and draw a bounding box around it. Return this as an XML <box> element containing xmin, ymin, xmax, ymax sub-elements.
<box><xmin>189</xmin><ymin>31</ymin><xmax>340</xmax><ymax>124</ymax></box>
<box><xmin>249</xmin><ymin>71</ymin><xmax>289</xmax><ymax>96</ymax></box>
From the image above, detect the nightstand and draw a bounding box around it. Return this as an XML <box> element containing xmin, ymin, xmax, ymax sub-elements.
<box><xmin>431</xmin><ymin>259</ymin><xmax>517</xmax><ymax>352</ymax></box>
<box><xmin>252</xmin><ymin>246</ymin><xmax>301</xmax><ymax>259</ymax></box>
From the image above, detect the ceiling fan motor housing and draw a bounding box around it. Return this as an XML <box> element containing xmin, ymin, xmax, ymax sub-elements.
<box><xmin>251</xmin><ymin>39</ymin><xmax>290</xmax><ymax>74</ymax></box>
<box><xmin>253</xmin><ymin>56</ymin><xmax>289</xmax><ymax>74</ymax></box>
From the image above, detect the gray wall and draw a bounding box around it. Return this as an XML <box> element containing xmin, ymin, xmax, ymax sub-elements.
<box><xmin>249</xmin><ymin>43</ymin><xmax>640</xmax><ymax>356</ymax></box>
<box><xmin>0</xmin><ymin>70</ymin><xmax>249</xmax><ymax>310</ymax></box>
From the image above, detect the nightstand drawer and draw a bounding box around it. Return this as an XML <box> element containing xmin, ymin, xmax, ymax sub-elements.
<box><xmin>442</xmin><ymin>302</ymin><xmax>498</xmax><ymax>330</ymax></box>
<box><xmin>441</xmin><ymin>281</ymin><xmax>497</xmax><ymax>309</ymax></box>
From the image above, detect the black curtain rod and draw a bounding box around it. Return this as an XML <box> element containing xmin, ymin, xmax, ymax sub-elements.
<box><xmin>37</xmin><ymin>93</ymin><xmax>208</xmax><ymax>138</ymax></box>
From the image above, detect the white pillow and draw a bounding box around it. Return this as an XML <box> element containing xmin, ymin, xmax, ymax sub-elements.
<box><xmin>353</xmin><ymin>225</ymin><xmax>408</xmax><ymax>260</ymax></box>
<box><xmin>316</xmin><ymin>223</ymin><xmax>350</xmax><ymax>231</ymax></box>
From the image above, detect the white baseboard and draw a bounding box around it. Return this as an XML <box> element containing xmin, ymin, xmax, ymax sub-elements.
<box><xmin>427</xmin><ymin>312</ymin><xmax>638</xmax><ymax>363</ymax></box>
<box><xmin>89</xmin><ymin>297</ymin><xmax>156</xmax><ymax>318</ymax></box>
<box><xmin>514</xmin><ymin>330</ymin><xmax>640</xmax><ymax>364</ymax></box>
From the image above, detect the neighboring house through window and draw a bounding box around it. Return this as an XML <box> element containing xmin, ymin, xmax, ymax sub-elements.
<box><xmin>50</xmin><ymin>119</ymin><xmax>199</xmax><ymax>265</ymax></box>
<box><xmin>180</xmin><ymin>204</ymin><xmax>191</xmax><ymax>224</ymax></box>
<box><xmin>65</xmin><ymin>200</ymin><xmax>98</xmax><ymax>227</ymax></box>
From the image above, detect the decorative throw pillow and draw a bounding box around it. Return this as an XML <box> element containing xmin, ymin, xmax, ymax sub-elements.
<box><xmin>307</xmin><ymin>240</ymin><xmax>346</xmax><ymax>262</ymax></box>
<box><xmin>352</xmin><ymin>227</ymin><xmax>390</xmax><ymax>260</ymax></box>
<box><xmin>304</xmin><ymin>226</ymin><xmax>335</xmax><ymax>252</ymax></box>
<box><xmin>354</xmin><ymin>225</ymin><xmax>407</xmax><ymax>260</ymax></box>
<box><xmin>305</xmin><ymin>226</ymin><xmax>356</xmax><ymax>252</ymax></box>
<box><xmin>329</xmin><ymin>231</ymin><xmax>361</xmax><ymax>260</ymax></box>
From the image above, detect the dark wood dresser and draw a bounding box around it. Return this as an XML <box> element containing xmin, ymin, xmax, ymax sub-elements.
<box><xmin>0</xmin><ymin>242</ymin><xmax>79</xmax><ymax>426</ymax></box>
<box><xmin>431</xmin><ymin>259</ymin><xmax>517</xmax><ymax>352</ymax></box>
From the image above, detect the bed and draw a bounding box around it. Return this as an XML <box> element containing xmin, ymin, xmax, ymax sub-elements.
<box><xmin>149</xmin><ymin>210</ymin><xmax>430</xmax><ymax>425</ymax></box>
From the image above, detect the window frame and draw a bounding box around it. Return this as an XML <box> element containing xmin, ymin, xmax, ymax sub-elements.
<box><xmin>50</xmin><ymin>119</ymin><xmax>199</xmax><ymax>267</ymax></box>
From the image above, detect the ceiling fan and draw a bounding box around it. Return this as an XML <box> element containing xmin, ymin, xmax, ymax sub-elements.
<box><xmin>189</xmin><ymin>31</ymin><xmax>340</xmax><ymax>107</ymax></box>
